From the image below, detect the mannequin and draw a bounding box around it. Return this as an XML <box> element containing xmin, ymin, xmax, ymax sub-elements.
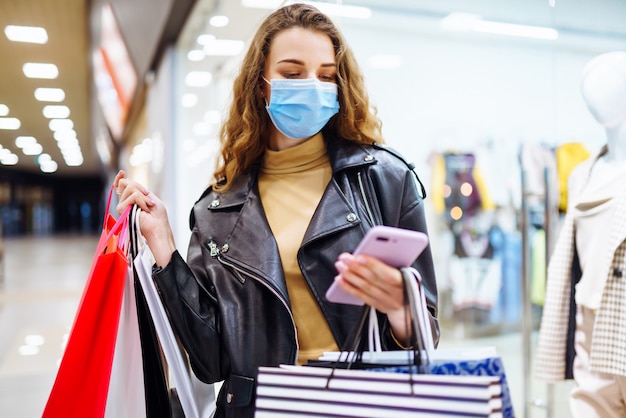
<box><xmin>581</xmin><ymin>51</ymin><xmax>626</xmax><ymax>176</ymax></box>
<box><xmin>535</xmin><ymin>51</ymin><xmax>626</xmax><ymax>418</ymax></box>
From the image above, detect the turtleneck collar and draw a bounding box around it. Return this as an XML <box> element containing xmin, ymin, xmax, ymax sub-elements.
<box><xmin>261</xmin><ymin>133</ymin><xmax>328</xmax><ymax>175</ymax></box>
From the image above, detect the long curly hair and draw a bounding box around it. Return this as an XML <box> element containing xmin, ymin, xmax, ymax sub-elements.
<box><xmin>212</xmin><ymin>3</ymin><xmax>384</xmax><ymax>192</ymax></box>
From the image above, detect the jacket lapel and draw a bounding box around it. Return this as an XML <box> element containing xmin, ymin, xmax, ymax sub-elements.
<box><xmin>207</xmin><ymin>176</ymin><xmax>291</xmax><ymax>303</ymax></box>
<box><xmin>301</xmin><ymin>178</ymin><xmax>362</xmax><ymax>246</ymax></box>
<box><xmin>606</xmin><ymin>184</ymin><xmax>626</xmax><ymax>258</ymax></box>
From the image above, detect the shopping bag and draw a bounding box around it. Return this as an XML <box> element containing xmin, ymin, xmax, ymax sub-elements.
<box><xmin>128</xmin><ymin>205</ymin><xmax>173</xmax><ymax>418</ymax></box>
<box><xmin>131</xmin><ymin>206</ymin><xmax>216</xmax><ymax>418</ymax></box>
<box><xmin>43</xmin><ymin>188</ymin><xmax>132</xmax><ymax>418</ymax></box>
<box><xmin>317</xmin><ymin>267</ymin><xmax>515</xmax><ymax>417</ymax></box>
<box><xmin>104</xmin><ymin>262</ymin><xmax>147</xmax><ymax>418</ymax></box>
<box><xmin>255</xmin><ymin>364</ymin><xmax>504</xmax><ymax>417</ymax></box>
<box><xmin>255</xmin><ymin>267</ymin><xmax>508</xmax><ymax>417</ymax></box>
<box><xmin>351</xmin><ymin>347</ymin><xmax>515</xmax><ymax>418</ymax></box>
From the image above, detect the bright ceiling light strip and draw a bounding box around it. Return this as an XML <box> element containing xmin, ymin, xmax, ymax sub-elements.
<box><xmin>187</xmin><ymin>49</ymin><xmax>205</xmax><ymax>61</ymax></box>
<box><xmin>23</xmin><ymin>63</ymin><xmax>59</xmax><ymax>79</ymax></box>
<box><xmin>35</xmin><ymin>88</ymin><xmax>66</xmax><ymax>102</ymax></box>
<box><xmin>473</xmin><ymin>20</ymin><xmax>558</xmax><ymax>40</ymax></box>
<box><xmin>4</xmin><ymin>25</ymin><xmax>48</xmax><ymax>44</ymax></box>
<box><xmin>0</xmin><ymin>117</ymin><xmax>21</xmax><ymax>130</ymax></box>
<box><xmin>0</xmin><ymin>104</ymin><xmax>8</xmax><ymax>116</ymax></box>
<box><xmin>49</xmin><ymin>118</ymin><xmax>74</xmax><ymax>131</ymax></box>
<box><xmin>43</xmin><ymin>105</ymin><xmax>70</xmax><ymax>119</ymax></box>
<box><xmin>16</xmin><ymin>136</ymin><xmax>37</xmax><ymax>148</ymax></box>
<box><xmin>23</xmin><ymin>143</ymin><xmax>43</xmax><ymax>156</ymax></box>
<box><xmin>209</xmin><ymin>15</ymin><xmax>229</xmax><ymax>28</ymax></box>
<box><xmin>441</xmin><ymin>12</ymin><xmax>558</xmax><ymax>40</ymax></box>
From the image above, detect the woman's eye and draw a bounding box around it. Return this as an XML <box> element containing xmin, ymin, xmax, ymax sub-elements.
<box><xmin>319</xmin><ymin>74</ymin><xmax>336</xmax><ymax>82</ymax></box>
<box><xmin>282</xmin><ymin>72</ymin><xmax>300</xmax><ymax>78</ymax></box>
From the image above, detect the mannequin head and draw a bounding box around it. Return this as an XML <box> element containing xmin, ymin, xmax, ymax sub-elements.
<box><xmin>580</xmin><ymin>51</ymin><xmax>626</xmax><ymax>129</ymax></box>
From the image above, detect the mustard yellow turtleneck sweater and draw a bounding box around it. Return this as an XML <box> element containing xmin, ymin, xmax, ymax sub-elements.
<box><xmin>257</xmin><ymin>134</ymin><xmax>339</xmax><ymax>365</ymax></box>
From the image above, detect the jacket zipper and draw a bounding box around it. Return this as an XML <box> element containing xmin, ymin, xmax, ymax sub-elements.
<box><xmin>216</xmin><ymin>255</ymin><xmax>299</xmax><ymax>364</ymax></box>
<box><xmin>357</xmin><ymin>170</ymin><xmax>376</xmax><ymax>226</ymax></box>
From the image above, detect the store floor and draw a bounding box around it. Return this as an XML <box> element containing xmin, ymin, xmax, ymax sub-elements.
<box><xmin>0</xmin><ymin>235</ymin><xmax>574</xmax><ymax>417</ymax></box>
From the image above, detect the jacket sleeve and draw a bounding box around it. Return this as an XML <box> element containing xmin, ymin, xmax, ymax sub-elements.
<box><xmin>401</xmin><ymin>174</ymin><xmax>440</xmax><ymax>346</ymax></box>
<box><xmin>152</xmin><ymin>239</ymin><xmax>229</xmax><ymax>384</ymax></box>
<box><xmin>375</xmin><ymin>166</ymin><xmax>440</xmax><ymax>349</ymax></box>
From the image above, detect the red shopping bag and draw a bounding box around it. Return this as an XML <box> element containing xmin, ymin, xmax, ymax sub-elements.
<box><xmin>42</xmin><ymin>188</ymin><xmax>132</xmax><ymax>418</ymax></box>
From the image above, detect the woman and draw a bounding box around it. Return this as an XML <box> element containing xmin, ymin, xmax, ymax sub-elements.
<box><xmin>115</xmin><ymin>3</ymin><xmax>438</xmax><ymax>417</ymax></box>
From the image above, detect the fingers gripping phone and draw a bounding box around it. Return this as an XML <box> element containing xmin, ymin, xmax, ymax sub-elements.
<box><xmin>325</xmin><ymin>225</ymin><xmax>429</xmax><ymax>306</ymax></box>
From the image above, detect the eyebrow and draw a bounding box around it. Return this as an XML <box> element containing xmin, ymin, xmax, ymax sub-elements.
<box><xmin>276</xmin><ymin>58</ymin><xmax>336</xmax><ymax>68</ymax></box>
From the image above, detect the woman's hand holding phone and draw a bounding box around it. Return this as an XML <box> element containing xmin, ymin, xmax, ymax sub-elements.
<box><xmin>326</xmin><ymin>226</ymin><xmax>428</xmax><ymax>306</ymax></box>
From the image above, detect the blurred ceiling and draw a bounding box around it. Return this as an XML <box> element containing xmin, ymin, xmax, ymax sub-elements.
<box><xmin>0</xmin><ymin>0</ymin><xmax>92</xmax><ymax>176</ymax></box>
<box><xmin>1</xmin><ymin>0</ymin><xmax>626</xmax><ymax>177</ymax></box>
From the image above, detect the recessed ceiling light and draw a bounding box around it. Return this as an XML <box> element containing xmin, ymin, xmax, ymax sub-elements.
<box><xmin>35</xmin><ymin>88</ymin><xmax>66</xmax><ymax>102</ymax></box>
<box><xmin>0</xmin><ymin>149</ymin><xmax>18</xmax><ymax>165</ymax></box>
<box><xmin>18</xmin><ymin>345</ymin><xmax>39</xmax><ymax>356</ymax></box>
<box><xmin>40</xmin><ymin>160</ymin><xmax>58</xmax><ymax>173</ymax></box>
<box><xmin>24</xmin><ymin>335</ymin><xmax>45</xmax><ymax>346</ymax></box>
<box><xmin>4</xmin><ymin>25</ymin><xmax>48</xmax><ymax>44</ymax></box>
<box><xmin>15</xmin><ymin>136</ymin><xmax>37</xmax><ymax>148</ymax></box>
<box><xmin>23</xmin><ymin>63</ymin><xmax>59</xmax><ymax>79</ymax></box>
<box><xmin>54</xmin><ymin>130</ymin><xmax>77</xmax><ymax>142</ymax></box>
<box><xmin>23</xmin><ymin>143</ymin><xmax>43</xmax><ymax>156</ymax></box>
<box><xmin>0</xmin><ymin>104</ymin><xmax>8</xmax><ymax>116</ymax></box>
<box><xmin>209</xmin><ymin>15</ymin><xmax>229</xmax><ymax>28</ymax></box>
<box><xmin>64</xmin><ymin>153</ymin><xmax>84</xmax><ymax>167</ymax></box>
<box><xmin>197</xmin><ymin>34</ymin><xmax>215</xmax><ymax>45</ymax></box>
<box><xmin>187</xmin><ymin>49</ymin><xmax>205</xmax><ymax>61</ymax></box>
<box><xmin>43</xmin><ymin>105</ymin><xmax>70</xmax><ymax>119</ymax></box>
<box><xmin>0</xmin><ymin>117</ymin><xmax>21</xmax><ymax>130</ymax></box>
<box><xmin>55</xmin><ymin>136</ymin><xmax>80</xmax><ymax>151</ymax></box>
<box><xmin>49</xmin><ymin>118</ymin><xmax>74</xmax><ymax>131</ymax></box>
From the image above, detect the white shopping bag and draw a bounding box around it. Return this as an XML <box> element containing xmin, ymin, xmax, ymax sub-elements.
<box><xmin>105</xmin><ymin>264</ymin><xmax>147</xmax><ymax>418</ymax></box>
<box><xmin>132</xmin><ymin>206</ymin><xmax>216</xmax><ymax>418</ymax></box>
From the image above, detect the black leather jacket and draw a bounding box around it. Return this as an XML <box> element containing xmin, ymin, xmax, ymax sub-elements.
<box><xmin>153</xmin><ymin>139</ymin><xmax>439</xmax><ymax>418</ymax></box>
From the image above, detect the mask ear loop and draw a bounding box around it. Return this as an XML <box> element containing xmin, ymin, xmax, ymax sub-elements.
<box><xmin>261</xmin><ymin>76</ymin><xmax>270</xmax><ymax>107</ymax></box>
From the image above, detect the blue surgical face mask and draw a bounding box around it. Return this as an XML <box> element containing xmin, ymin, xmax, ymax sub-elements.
<box><xmin>263</xmin><ymin>77</ymin><xmax>340</xmax><ymax>139</ymax></box>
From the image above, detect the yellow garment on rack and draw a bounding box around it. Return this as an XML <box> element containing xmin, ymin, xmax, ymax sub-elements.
<box><xmin>473</xmin><ymin>167</ymin><xmax>495</xmax><ymax>211</ymax></box>
<box><xmin>431</xmin><ymin>152</ymin><xmax>446</xmax><ymax>213</ymax></box>
<box><xmin>555</xmin><ymin>142</ymin><xmax>590</xmax><ymax>212</ymax></box>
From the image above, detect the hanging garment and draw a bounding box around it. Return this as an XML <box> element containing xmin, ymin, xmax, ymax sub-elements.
<box><xmin>555</xmin><ymin>142</ymin><xmax>591</xmax><ymax>212</ymax></box>
<box><xmin>430</xmin><ymin>151</ymin><xmax>495</xmax><ymax>221</ymax></box>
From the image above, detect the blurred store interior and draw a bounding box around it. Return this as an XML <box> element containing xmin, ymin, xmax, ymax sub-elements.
<box><xmin>1</xmin><ymin>0</ymin><xmax>626</xmax><ymax>416</ymax></box>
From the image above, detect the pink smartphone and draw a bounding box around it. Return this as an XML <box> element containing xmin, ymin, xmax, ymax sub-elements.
<box><xmin>325</xmin><ymin>225</ymin><xmax>429</xmax><ymax>306</ymax></box>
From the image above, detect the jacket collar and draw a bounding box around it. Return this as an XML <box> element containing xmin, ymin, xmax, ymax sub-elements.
<box><xmin>213</xmin><ymin>138</ymin><xmax>377</xmax><ymax>206</ymax></box>
<box><xmin>575</xmin><ymin>144</ymin><xmax>626</xmax><ymax>264</ymax></box>
<box><xmin>203</xmin><ymin>138</ymin><xmax>378</xmax><ymax>299</ymax></box>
